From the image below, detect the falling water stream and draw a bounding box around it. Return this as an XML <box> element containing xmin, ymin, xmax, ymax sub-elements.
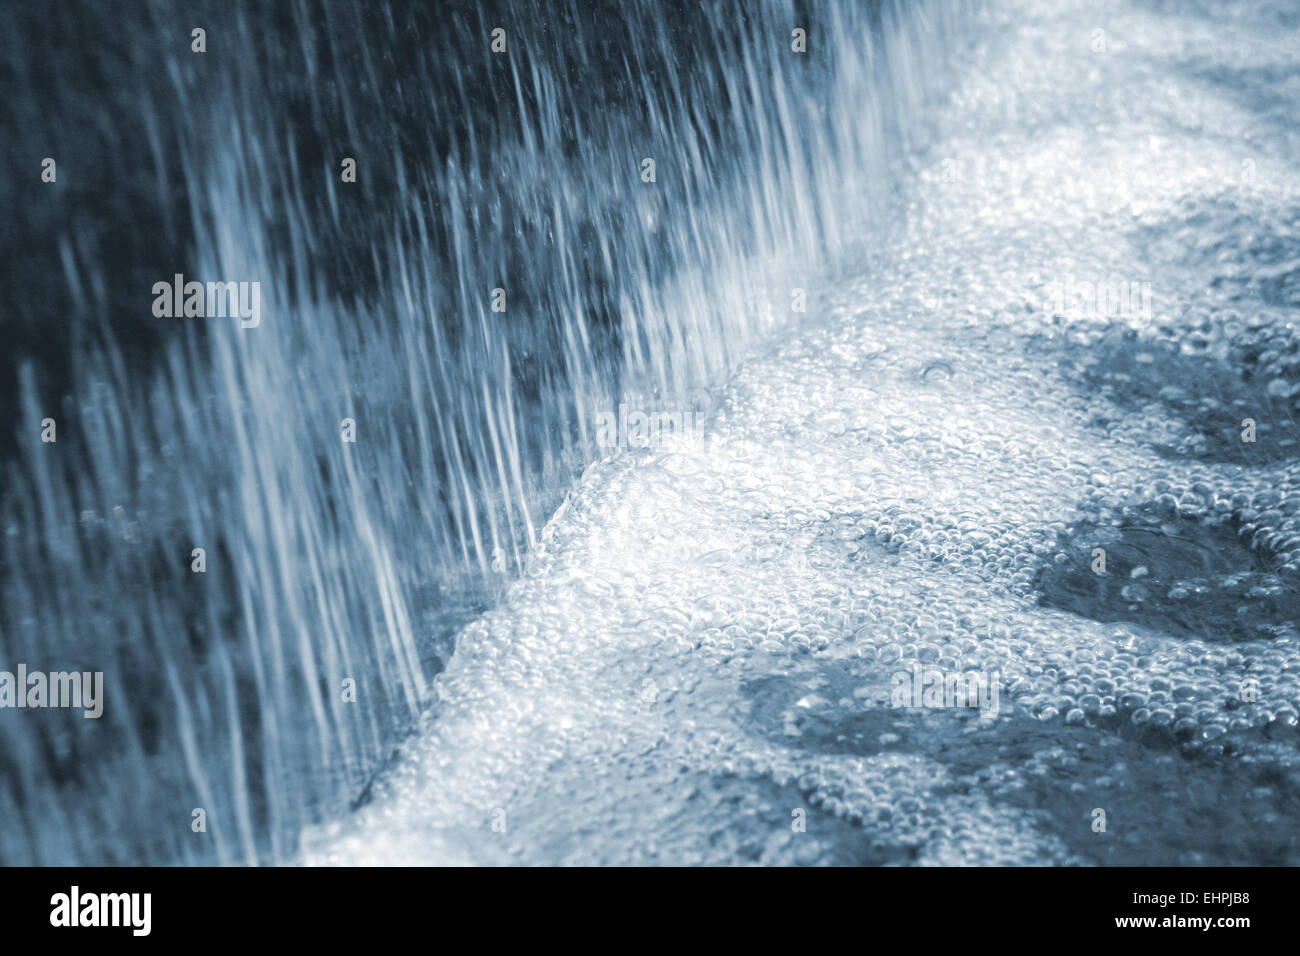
<box><xmin>307</xmin><ymin>0</ymin><xmax>1300</xmax><ymax>865</ymax></box>
<box><xmin>3</xmin><ymin>0</ymin><xmax>1299</xmax><ymax>866</ymax></box>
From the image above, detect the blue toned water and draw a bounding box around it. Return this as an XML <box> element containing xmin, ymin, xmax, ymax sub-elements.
<box><xmin>2</xmin><ymin>0</ymin><xmax>966</xmax><ymax>864</ymax></box>
<box><xmin>4</xmin><ymin>0</ymin><xmax>1299</xmax><ymax>866</ymax></box>
<box><xmin>305</xmin><ymin>0</ymin><xmax>1300</xmax><ymax>865</ymax></box>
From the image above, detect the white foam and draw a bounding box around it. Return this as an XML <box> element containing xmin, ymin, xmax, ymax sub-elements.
<box><xmin>305</xmin><ymin>0</ymin><xmax>1300</xmax><ymax>865</ymax></box>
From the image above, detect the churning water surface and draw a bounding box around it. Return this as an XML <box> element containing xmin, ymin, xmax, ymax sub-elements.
<box><xmin>4</xmin><ymin>0</ymin><xmax>1300</xmax><ymax>867</ymax></box>
<box><xmin>302</xmin><ymin>0</ymin><xmax>1300</xmax><ymax>865</ymax></box>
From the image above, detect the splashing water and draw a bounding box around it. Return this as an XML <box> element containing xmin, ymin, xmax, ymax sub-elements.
<box><xmin>1</xmin><ymin>0</ymin><xmax>970</xmax><ymax>864</ymax></box>
<box><xmin>304</xmin><ymin>0</ymin><xmax>1300</xmax><ymax>865</ymax></box>
<box><xmin>6</xmin><ymin>0</ymin><xmax>1299</xmax><ymax>867</ymax></box>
